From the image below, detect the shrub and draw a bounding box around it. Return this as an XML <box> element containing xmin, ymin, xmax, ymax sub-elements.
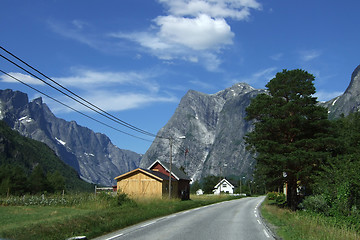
<box><xmin>117</xmin><ymin>193</ymin><xmax>135</xmax><ymax>206</ymax></box>
<box><xmin>300</xmin><ymin>194</ymin><xmax>330</xmax><ymax>214</ymax></box>
<box><xmin>267</xmin><ymin>192</ymin><xmax>278</xmax><ymax>200</ymax></box>
<box><xmin>267</xmin><ymin>192</ymin><xmax>287</xmax><ymax>207</ymax></box>
<box><xmin>276</xmin><ymin>193</ymin><xmax>286</xmax><ymax>206</ymax></box>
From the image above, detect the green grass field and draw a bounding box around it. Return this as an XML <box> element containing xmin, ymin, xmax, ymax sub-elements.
<box><xmin>0</xmin><ymin>194</ymin><xmax>240</xmax><ymax>240</ymax></box>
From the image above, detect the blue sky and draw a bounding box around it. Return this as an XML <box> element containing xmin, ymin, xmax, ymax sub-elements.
<box><xmin>1</xmin><ymin>0</ymin><xmax>359</xmax><ymax>154</ymax></box>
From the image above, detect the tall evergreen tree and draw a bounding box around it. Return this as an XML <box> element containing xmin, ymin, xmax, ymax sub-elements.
<box><xmin>245</xmin><ymin>69</ymin><xmax>332</xmax><ymax>210</ymax></box>
<box><xmin>47</xmin><ymin>170</ymin><xmax>65</xmax><ymax>192</ymax></box>
<box><xmin>29</xmin><ymin>165</ymin><xmax>50</xmax><ymax>194</ymax></box>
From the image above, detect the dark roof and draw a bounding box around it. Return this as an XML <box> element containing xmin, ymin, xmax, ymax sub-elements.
<box><xmin>214</xmin><ymin>178</ymin><xmax>235</xmax><ymax>188</ymax></box>
<box><xmin>149</xmin><ymin>160</ymin><xmax>191</xmax><ymax>181</ymax></box>
<box><xmin>114</xmin><ymin>167</ymin><xmax>169</xmax><ymax>181</ymax></box>
<box><xmin>140</xmin><ymin>168</ymin><xmax>169</xmax><ymax>180</ymax></box>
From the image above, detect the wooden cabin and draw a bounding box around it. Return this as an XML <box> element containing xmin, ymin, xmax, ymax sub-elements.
<box><xmin>114</xmin><ymin>160</ymin><xmax>191</xmax><ymax>199</ymax></box>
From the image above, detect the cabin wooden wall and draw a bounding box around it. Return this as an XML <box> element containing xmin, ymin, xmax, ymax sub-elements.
<box><xmin>117</xmin><ymin>172</ymin><xmax>162</xmax><ymax>198</ymax></box>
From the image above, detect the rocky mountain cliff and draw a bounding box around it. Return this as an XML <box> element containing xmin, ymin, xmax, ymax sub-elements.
<box><xmin>323</xmin><ymin>65</ymin><xmax>360</xmax><ymax>119</ymax></box>
<box><xmin>141</xmin><ymin>65</ymin><xmax>360</xmax><ymax>181</ymax></box>
<box><xmin>140</xmin><ymin>83</ymin><xmax>265</xmax><ymax>180</ymax></box>
<box><xmin>0</xmin><ymin>89</ymin><xmax>141</xmax><ymax>186</ymax></box>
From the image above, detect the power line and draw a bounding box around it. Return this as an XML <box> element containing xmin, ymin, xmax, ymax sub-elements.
<box><xmin>0</xmin><ymin>70</ymin><xmax>154</xmax><ymax>143</ymax></box>
<box><xmin>0</xmin><ymin>46</ymin><xmax>157</xmax><ymax>137</ymax></box>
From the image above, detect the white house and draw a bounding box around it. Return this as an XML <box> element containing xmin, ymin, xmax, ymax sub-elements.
<box><xmin>213</xmin><ymin>179</ymin><xmax>235</xmax><ymax>195</ymax></box>
<box><xmin>196</xmin><ymin>189</ymin><xmax>204</xmax><ymax>195</ymax></box>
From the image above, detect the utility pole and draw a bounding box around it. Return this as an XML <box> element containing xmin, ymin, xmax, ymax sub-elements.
<box><xmin>239</xmin><ymin>179</ymin><xmax>241</xmax><ymax>195</ymax></box>
<box><xmin>240</xmin><ymin>176</ymin><xmax>245</xmax><ymax>195</ymax></box>
<box><xmin>169</xmin><ymin>138</ymin><xmax>173</xmax><ymax>199</ymax></box>
<box><xmin>167</xmin><ymin>136</ymin><xmax>186</xmax><ymax>199</ymax></box>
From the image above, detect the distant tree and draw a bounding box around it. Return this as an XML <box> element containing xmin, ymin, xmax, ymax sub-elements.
<box><xmin>202</xmin><ymin>175</ymin><xmax>221</xmax><ymax>194</ymax></box>
<box><xmin>190</xmin><ymin>180</ymin><xmax>201</xmax><ymax>194</ymax></box>
<box><xmin>29</xmin><ymin>165</ymin><xmax>50</xmax><ymax>194</ymax></box>
<box><xmin>10</xmin><ymin>165</ymin><xmax>29</xmax><ymax>195</ymax></box>
<box><xmin>0</xmin><ymin>164</ymin><xmax>28</xmax><ymax>195</ymax></box>
<box><xmin>47</xmin><ymin>170</ymin><xmax>65</xmax><ymax>192</ymax></box>
<box><xmin>245</xmin><ymin>69</ymin><xmax>333</xmax><ymax>210</ymax></box>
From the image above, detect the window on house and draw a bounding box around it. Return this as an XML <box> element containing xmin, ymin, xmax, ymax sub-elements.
<box><xmin>223</xmin><ymin>183</ymin><xmax>227</xmax><ymax>187</ymax></box>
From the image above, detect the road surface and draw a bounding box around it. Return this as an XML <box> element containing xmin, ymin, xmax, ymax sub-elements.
<box><xmin>93</xmin><ymin>196</ymin><xmax>274</xmax><ymax>240</ymax></box>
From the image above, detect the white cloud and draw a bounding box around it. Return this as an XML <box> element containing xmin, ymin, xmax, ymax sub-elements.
<box><xmin>233</xmin><ymin>67</ymin><xmax>277</xmax><ymax>88</ymax></box>
<box><xmin>48</xmin><ymin>0</ymin><xmax>262</xmax><ymax>71</ymax></box>
<box><xmin>189</xmin><ymin>80</ymin><xmax>215</xmax><ymax>89</ymax></box>
<box><xmin>3</xmin><ymin>69</ymin><xmax>178</xmax><ymax>113</ymax></box>
<box><xmin>270</xmin><ymin>53</ymin><xmax>283</xmax><ymax>61</ymax></box>
<box><xmin>314</xmin><ymin>90</ymin><xmax>343</xmax><ymax>102</ymax></box>
<box><xmin>299</xmin><ymin>49</ymin><xmax>322</xmax><ymax>62</ymax></box>
<box><xmin>155</xmin><ymin>14</ymin><xmax>234</xmax><ymax>50</ymax></box>
<box><xmin>111</xmin><ymin>30</ymin><xmax>224</xmax><ymax>70</ymax></box>
<box><xmin>72</xmin><ymin>20</ymin><xmax>88</xmax><ymax>30</ymax></box>
<box><xmin>158</xmin><ymin>0</ymin><xmax>262</xmax><ymax>20</ymax></box>
<box><xmin>0</xmin><ymin>72</ymin><xmax>44</xmax><ymax>85</ymax></box>
<box><xmin>252</xmin><ymin>67</ymin><xmax>277</xmax><ymax>80</ymax></box>
<box><xmin>58</xmin><ymin>90</ymin><xmax>177</xmax><ymax>112</ymax></box>
<box><xmin>111</xmin><ymin>0</ymin><xmax>261</xmax><ymax>71</ymax></box>
<box><xmin>48</xmin><ymin>20</ymin><xmax>119</xmax><ymax>54</ymax></box>
<box><xmin>110</xmin><ymin>15</ymin><xmax>232</xmax><ymax>70</ymax></box>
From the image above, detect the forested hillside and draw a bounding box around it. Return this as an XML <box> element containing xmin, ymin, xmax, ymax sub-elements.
<box><xmin>0</xmin><ymin>120</ymin><xmax>93</xmax><ymax>195</ymax></box>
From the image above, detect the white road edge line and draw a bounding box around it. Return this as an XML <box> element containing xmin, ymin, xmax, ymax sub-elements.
<box><xmin>257</xmin><ymin>219</ymin><xmax>261</xmax><ymax>224</ymax></box>
<box><xmin>141</xmin><ymin>221</ymin><xmax>156</xmax><ymax>228</ymax></box>
<box><xmin>263</xmin><ymin>229</ymin><xmax>270</xmax><ymax>238</ymax></box>
<box><xmin>105</xmin><ymin>233</ymin><xmax>124</xmax><ymax>240</ymax></box>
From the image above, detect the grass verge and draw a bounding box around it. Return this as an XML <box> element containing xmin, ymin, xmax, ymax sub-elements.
<box><xmin>0</xmin><ymin>194</ymin><xmax>239</xmax><ymax>240</ymax></box>
<box><xmin>260</xmin><ymin>199</ymin><xmax>360</xmax><ymax>240</ymax></box>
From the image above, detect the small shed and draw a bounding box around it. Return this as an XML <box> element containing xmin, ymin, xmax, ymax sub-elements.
<box><xmin>213</xmin><ymin>178</ymin><xmax>235</xmax><ymax>195</ymax></box>
<box><xmin>196</xmin><ymin>189</ymin><xmax>204</xmax><ymax>195</ymax></box>
<box><xmin>114</xmin><ymin>160</ymin><xmax>190</xmax><ymax>199</ymax></box>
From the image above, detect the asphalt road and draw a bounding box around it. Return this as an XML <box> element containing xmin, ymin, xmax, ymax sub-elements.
<box><xmin>93</xmin><ymin>196</ymin><xmax>274</xmax><ymax>240</ymax></box>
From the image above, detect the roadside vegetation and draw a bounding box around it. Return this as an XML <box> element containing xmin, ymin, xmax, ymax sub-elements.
<box><xmin>0</xmin><ymin>193</ymin><xmax>241</xmax><ymax>240</ymax></box>
<box><xmin>246</xmin><ymin>69</ymin><xmax>360</xmax><ymax>239</ymax></box>
<box><xmin>261</xmin><ymin>194</ymin><xmax>359</xmax><ymax>240</ymax></box>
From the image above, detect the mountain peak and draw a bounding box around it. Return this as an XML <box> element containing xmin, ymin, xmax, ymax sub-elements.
<box><xmin>345</xmin><ymin>64</ymin><xmax>360</xmax><ymax>95</ymax></box>
<box><xmin>32</xmin><ymin>97</ymin><xmax>43</xmax><ymax>105</ymax></box>
<box><xmin>214</xmin><ymin>82</ymin><xmax>255</xmax><ymax>100</ymax></box>
<box><xmin>321</xmin><ymin>64</ymin><xmax>360</xmax><ymax>119</ymax></box>
<box><xmin>0</xmin><ymin>89</ymin><xmax>28</xmax><ymax>110</ymax></box>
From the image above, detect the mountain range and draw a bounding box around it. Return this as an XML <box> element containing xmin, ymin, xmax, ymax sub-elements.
<box><xmin>0</xmin><ymin>90</ymin><xmax>141</xmax><ymax>186</ymax></box>
<box><xmin>0</xmin><ymin>119</ymin><xmax>93</xmax><ymax>192</ymax></box>
<box><xmin>1</xmin><ymin>65</ymin><xmax>359</xmax><ymax>184</ymax></box>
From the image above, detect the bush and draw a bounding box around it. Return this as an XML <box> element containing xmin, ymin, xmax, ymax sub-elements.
<box><xmin>276</xmin><ymin>193</ymin><xmax>286</xmax><ymax>206</ymax></box>
<box><xmin>117</xmin><ymin>193</ymin><xmax>135</xmax><ymax>206</ymax></box>
<box><xmin>267</xmin><ymin>192</ymin><xmax>287</xmax><ymax>207</ymax></box>
<box><xmin>300</xmin><ymin>195</ymin><xmax>330</xmax><ymax>214</ymax></box>
<box><xmin>267</xmin><ymin>192</ymin><xmax>278</xmax><ymax>200</ymax></box>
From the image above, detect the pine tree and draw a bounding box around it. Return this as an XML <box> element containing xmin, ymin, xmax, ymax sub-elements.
<box><xmin>245</xmin><ymin>69</ymin><xmax>332</xmax><ymax>210</ymax></box>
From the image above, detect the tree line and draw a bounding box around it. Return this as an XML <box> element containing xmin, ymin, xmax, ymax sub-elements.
<box><xmin>0</xmin><ymin>164</ymin><xmax>65</xmax><ymax>196</ymax></box>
